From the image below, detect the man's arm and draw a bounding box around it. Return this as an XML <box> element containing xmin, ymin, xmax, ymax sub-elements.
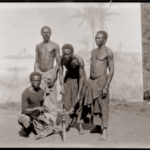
<box><xmin>22</xmin><ymin>93</ymin><xmax>44</xmax><ymax>115</ymax></box>
<box><xmin>34</xmin><ymin>44</ymin><xmax>39</xmax><ymax>72</ymax></box>
<box><xmin>103</xmin><ymin>49</ymin><xmax>114</xmax><ymax>92</ymax></box>
<box><xmin>55</xmin><ymin>43</ymin><xmax>63</xmax><ymax>76</ymax></box>
<box><xmin>48</xmin><ymin>44</ymin><xmax>61</xmax><ymax>87</ymax></box>
<box><xmin>76</xmin><ymin>57</ymin><xmax>85</xmax><ymax>101</ymax></box>
<box><xmin>59</xmin><ymin>56</ymin><xmax>66</xmax><ymax>95</ymax></box>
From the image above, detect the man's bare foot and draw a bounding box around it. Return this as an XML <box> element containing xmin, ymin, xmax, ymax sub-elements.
<box><xmin>88</xmin><ymin>125</ymin><xmax>102</xmax><ymax>133</ymax></box>
<box><xmin>99</xmin><ymin>129</ymin><xmax>108</xmax><ymax>140</ymax></box>
<box><xmin>66</xmin><ymin>124</ymin><xmax>71</xmax><ymax>132</ymax></box>
<box><xmin>78</xmin><ymin>123</ymin><xmax>85</xmax><ymax>135</ymax></box>
<box><xmin>19</xmin><ymin>127</ymin><xmax>31</xmax><ymax>138</ymax></box>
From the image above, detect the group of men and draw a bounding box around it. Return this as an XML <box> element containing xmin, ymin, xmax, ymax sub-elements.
<box><xmin>18</xmin><ymin>26</ymin><xmax>114</xmax><ymax>140</ymax></box>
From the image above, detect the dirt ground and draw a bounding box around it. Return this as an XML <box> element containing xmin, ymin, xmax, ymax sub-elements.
<box><xmin>0</xmin><ymin>99</ymin><xmax>150</xmax><ymax>148</ymax></box>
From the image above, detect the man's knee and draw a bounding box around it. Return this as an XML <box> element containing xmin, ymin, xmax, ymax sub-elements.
<box><xmin>18</xmin><ymin>114</ymin><xmax>31</xmax><ymax>129</ymax></box>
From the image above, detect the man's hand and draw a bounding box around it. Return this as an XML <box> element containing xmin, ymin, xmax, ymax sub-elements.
<box><xmin>75</xmin><ymin>94</ymin><xmax>80</xmax><ymax>105</ymax></box>
<box><xmin>48</xmin><ymin>78</ymin><xmax>56</xmax><ymax>88</ymax></box>
<box><xmin>102</xmin><ymin>88</ymin><xmax>108</xmax><ymax>99</ymax></box>
<box><xmin>60</xmin><ymin>86</ymin><xmax>66</xmax><ymax>95</ymax></box>
<box><xmin>37</xmin><ymin>107</ymin><xmax>44</xmax><ymax>113</ymax></box>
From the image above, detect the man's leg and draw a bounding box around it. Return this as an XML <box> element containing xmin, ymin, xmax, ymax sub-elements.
<box><xmin>90</xmin><ymin>113</ymin><xmax>103</xmax><ymax>133</ymax></box>
<box><xmin>77</xmin><ymin>109</ymin><xmax>85</xmax><ymax>135</ymax></box>
<box><xmin>18</xmin><ymin>114</ymin><xmax>33</xmax><ymax>137</ymax></box>
<box><xmin>98</xmin><ymin>95</ymin><xmax>109</xmax><ymax>140</ymax></box>
<box><xmin>89</xmin><ymin>99</ymin><xmax>103</xmax><ymax>134</ymax></box>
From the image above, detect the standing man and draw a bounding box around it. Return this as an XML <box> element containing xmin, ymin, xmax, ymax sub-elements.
<box><xmin>81</xmin><ymin>31</ymin><xmax>114</xmax><ymax>140</ymax></box>
<box><xmin>34</xmin><ymin>26</ymin><xmax>63</xmax><ymax>113</ymax></box>
<box><xmin>59</xmin><ymin>44</ymin><xmax>87</xmax><ymax>134</ymax></box>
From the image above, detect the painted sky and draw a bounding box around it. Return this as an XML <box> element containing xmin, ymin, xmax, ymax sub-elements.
<box><xmin>0</xmin><ymin>3</ymin><xmax>142</xmax><ymax>57</ymax></box>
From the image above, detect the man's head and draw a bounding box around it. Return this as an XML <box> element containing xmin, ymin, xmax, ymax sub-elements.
<box><xmin>95</xmin><ymin>31</ymin><xmax>108</xmax><ymax>47</ymax></box>
<box><xmin>30</xmin><ymin>72</ymin><xmax>42</xmax><ymax>89</ymax></box>
<box><xmin>62</xmin><ymin>44</ymin><xmax>74</xmax><ymax>61</ymax></box>
<box><xmin>41</xmin><ymin>26</ymin><xmax>51</xmax><ymax>42</ymax></box>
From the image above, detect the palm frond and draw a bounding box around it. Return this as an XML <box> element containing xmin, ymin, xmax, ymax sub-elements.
<box><xmin>78</xmin><ymin>18</ymin><xmax>86</xmax><ymax>28</ymax></box>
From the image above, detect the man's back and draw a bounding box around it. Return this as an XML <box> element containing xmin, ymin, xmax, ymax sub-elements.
<box><xmin>61</xmin><ymin>54</ymin><xmax>86</xmax><ymax>78</ymax></box>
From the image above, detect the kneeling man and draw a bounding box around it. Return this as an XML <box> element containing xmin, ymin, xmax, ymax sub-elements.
<box><xmin>18</xmin><ymin>72</ymin><xmax>61</xmax><ymax>140</ymax></box>
<box><xmin>59</xmin><ymin>44</ymin><xmax>87</xmax><ymax>134</ymax></box>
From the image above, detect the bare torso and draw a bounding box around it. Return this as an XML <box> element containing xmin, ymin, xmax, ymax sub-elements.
<box><xmin>90</xmin><ymin>45</ymin><xmax>109</xmax><ymax>80</ymax></box>
<box><xmin>37</xmin><ymin>41</ymin><xmax>56</xmax><ymax>72</ymax></box>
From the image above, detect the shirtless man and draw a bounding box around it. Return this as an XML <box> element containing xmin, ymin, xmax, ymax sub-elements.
<box><xmin>34</xmin><ymin>26</ymin><xmax>62</xmax><ymax>112</ymax></box>
<box><xmin>59</xmin><ymin>44</ymin><xmax>87</xmax><ymax>134</ymax></box>
<box><xmin>82</xmin><ymin>31</ymin><xmax>114</xmax><ymax>140</ymax></box>
<box><xmin>18</xmin><ymin>72</ymin><xmax>59</xmax><ymax>138</ymax></box>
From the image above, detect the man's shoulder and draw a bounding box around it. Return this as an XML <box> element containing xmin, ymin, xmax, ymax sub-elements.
<box><xmin>39</xmin><ymin>87</ymin><xmax>44</xmax><ymax>93</ymax></box>
<box><xmin>73</xmin><ymin>54</ymin><xmax>84</xmax><ymax>67</ymax></box>
<box><xmin>105</xmin><ymin>47</ymin><xmax>113</xmax><ymax>57</ymax></box>
<box><xmin>36</xmin><ymin>42</ymin><xmax>42</xmax><ymax>50</ymax></box>
<box><xmin>22</xmin><ymin>87</ymin><xmax>30</xmax><ymax>97</ymax></box>
<box><xmin>91</xmin><ymin>49</ymin><xmax>97</xmax><ymax>54</ymax></box>
<box><xmin>50</xmin><ymin>41</ymin><xmax>59</xmax><ymax>48</ymax></box>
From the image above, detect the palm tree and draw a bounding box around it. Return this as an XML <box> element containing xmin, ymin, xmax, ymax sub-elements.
<box><xmin>68</xmin><ymin>3</ymin><xmax>121</xmax><ymax>48</ymax></box>
<box><xmin>78</xmin><ymin>35</ymin><xmax>91</xmax><ymax>51</ymax></box>
<box><xmin>93</xmin><ymin>3</ymin><xmax>122</xmax><ymax>32</ymax></box>
<box><xmin>68</xmin><ymin>4</ymin><xmax>97</xmax><ymax>49</ymax></box>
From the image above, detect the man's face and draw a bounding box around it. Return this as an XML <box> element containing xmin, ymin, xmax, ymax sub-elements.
<box><xmin>62</xmin><ymin>49</ymin><xmax>73</xmax><ymax>61</ymax></box>
<box><xmin>95</xmin><ymin>33</ymin><xmax>106</xmax><ymax>47</ymax></box>
<box><xmin>31</xmin><ymin>75</ymin><xmax>41</xmax><ymax>89</ymax></box>
<box><xmin>41</xmin><ymin>28</ymin><xmax>51</xmax><ymax>42</ymax></box>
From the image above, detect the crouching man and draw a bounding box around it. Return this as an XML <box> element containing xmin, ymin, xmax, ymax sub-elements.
<box><xmin>18</xmin><ymin>72</ymin><xmax>61</xmax><ymax>140</ymax></box>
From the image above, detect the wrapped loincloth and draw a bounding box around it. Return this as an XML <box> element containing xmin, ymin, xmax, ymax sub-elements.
<box><xmin>79</xmin><ymin>74</ymin><xmax>109</xmax><ymax>127</ymax></box>
<box><xmin>18</xmin><ymin>107</ymin><xmax>59</xmax><ymax>140</ymax></box>
<box><xmin>36</xmin><ymin>67</ymin><xmax>57</xmax><ymax>112</ymax></box>
<box><xmin>62</xmin><ymin>71</ymin><xmax>87</xmax><ymax>124</ymax></box>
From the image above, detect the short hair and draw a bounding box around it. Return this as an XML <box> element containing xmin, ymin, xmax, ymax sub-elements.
<box><xmin>41</xmin><ymin>26</ymin><xmax>51</xmax><ymax>33</ymax></box>
<box><xmin>30</xmin><ymin>72</ymin><xmax>42</xmax><ymax>81</ymax></box>
<box><xmin>62</xmin><ymin>44</ymin><xmax>74</xmax><ymax>53</ymax></box>
<box><xmin>97</xmin><ymin>31</ymin><xmax>108</xmax><ymax>40</ymax></box>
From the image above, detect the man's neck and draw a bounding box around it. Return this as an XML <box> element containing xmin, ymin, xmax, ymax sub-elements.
<box><xmin>29</xmin><ymin>86</ymin><xmax>40</xmax><ymax>93</ymax></box>
<box><xmin>98</xmin><ymin>44</ymin><xmax>106</xmax><ymax>49</ymax></box>
<box><xmin>43</xmin><ymin>39</ymin><xmax>50</xmax><ymax>43</ymax></box>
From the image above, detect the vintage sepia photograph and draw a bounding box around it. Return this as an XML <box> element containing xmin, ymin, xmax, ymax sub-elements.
<box><xmin>0</xmin><ymin>2</ymin><xmax>147</xmax><ymax>148</ymax></box>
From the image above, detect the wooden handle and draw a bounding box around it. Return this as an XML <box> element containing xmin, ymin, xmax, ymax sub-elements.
<box><xmin>62</xmin><ymin>108</ymin><xmax>66</xmax><ymax>142</ymax></box>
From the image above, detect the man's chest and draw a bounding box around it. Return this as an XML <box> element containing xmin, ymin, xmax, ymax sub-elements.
<box><xmin>91</xmin><ymin>50</ymin><xmax>107</xmax><ymax>61</ymax></box>
<box><xmin>38</xmin><ymin>44</ymin><xmax>55</xmax><ymax>54</ymax></box>
<box><xmin>28</xmin><ymin>93</ymin><xmax>44</xmax><ymax>104</ymax></box>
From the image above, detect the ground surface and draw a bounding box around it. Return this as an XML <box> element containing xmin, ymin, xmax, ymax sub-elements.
<box><xmin>0</xmin><ymin>99</ymin><xmax>150</xmax><ymax>148</ymax></box>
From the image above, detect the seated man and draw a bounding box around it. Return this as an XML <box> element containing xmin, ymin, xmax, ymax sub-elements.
<box><xmin>18</xmin><ymin>72</ymin><xmax>61</xmax><ymax>140</ymax></box>
<box><xmin>59</xmin><ymin>44</ymin><xmax>87</xmax><ymax>135</ymax></box>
